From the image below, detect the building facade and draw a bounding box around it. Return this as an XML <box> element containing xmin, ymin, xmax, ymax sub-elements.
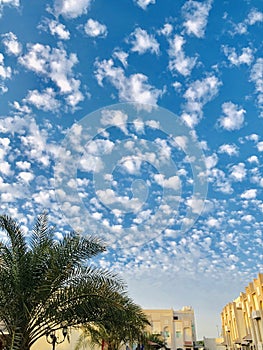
<box><xmin>143</xmin><ymin>306</ymin><xmax>197</xmax><ymax>350</ymax></box>
<box><xmin>221</xmin><ymin>273</ymin><xmax>263</xmax><ymax>350</ymax></box>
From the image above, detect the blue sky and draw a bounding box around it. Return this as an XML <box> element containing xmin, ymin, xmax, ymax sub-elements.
<box><xmin>0</xmin><ymin>0</ymin><xmax>263</xmax><ymax>338</ymax></box>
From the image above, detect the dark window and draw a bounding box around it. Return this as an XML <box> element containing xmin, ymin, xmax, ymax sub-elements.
<box><xmin>173</xmin><ymin>316</ymin><xmax>178</xmax><ymax>320</ymax></box>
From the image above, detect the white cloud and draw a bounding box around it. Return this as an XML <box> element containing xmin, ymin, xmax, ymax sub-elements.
<box><xmin>206</xmin><ymin>217</ymin><xmax>220</xmax><ymax>228</ymax></box>
<box><xmin>241</xmin><ymin>189</ymin><xmax>257</xmax><ymax>199</ymax></box>
<box><xmin>154</xmin><ymin>174</ymin><xmax>181</xmax><ymax>190</ymax></box>
<box><xmin>2</xmin><ymin>32</ymin><xmax>22</xmax><ymax>55</ymax></box>
<box><xmin>95</xmin><ymin>59</ymin><xmax>163</xmax><ymax>106</ymax></box>
<box><xmin>168</xmin><ymin>34</ymin><xmax>197</xmax><ymax>76</ymax></box>
<box><xmin>232</xmin><ymin>8</ymin><xmax>263</xmax><ymax>35</ymax></box>
<box><xmin>205</xmin><ymin>153</ymin><xmax>218</xmax><ymax>169</ymax></box>
<box><xmin>0</xmin><ymin>116</ymin><xmax>50</xmax><ymax>167</ymax></box>
<box><xmin>129</xmin><ymin>28</ymin><xmax>159</xmax><ymax>55</ymax></box>
<box><xmin>246</xmin><ymin>134</ymin><xmax>259</xmax><ymax>142</ymax></box>
<box><xmin>39</xmin><ymin>19</ymin><xmax>70</xmax><ymax>40</ymax></box>
<box><xmin>230</xmin><ymin>163</ymin><xmax>246</xmax><ymax>182</ymax></box>
<box><xmin>257</xmin><ymin>141</ymin><xmax>263</xmax><ymax>152</ymax></box>
<box><xmin>101</xmin><ymin>109</ymin><xmax>128</xmax><ymax>134</ymax></box>
<box><xmin>186</xmin><ymin>197</ymin><xmax>205</xmax><ymax>214</ymax></box>
<box><xmin>113</xmin><ymin>50</ymin><xmax>128</xmax><ymax>68</ymax></box>
<box><xmin>223</xmin><ymin>46</ymin><xmax>254</xmax><ymax>66</ymax></box>
<box><xmin>134</xmin><ymin>0</ymin><xmax>155</xmax><ymax>10</ymax></box>
<box><xmin>158</xmin><ymin>23</ymin><xmax>173</xmax><ymax>36</ymax></box>
<box><xmin>182</xmin><ymin>0</ymin><xmax>213</xmax><ymax>38</ymax></box>
<box><xmin>182</xmin><ymin>75</ymin><xmax>221</xmax><ymax>127</ymax></box>
<box><xmin>218</xmin><ymin>102</ymin><xmax>246</xmax><ymax>131</ymax></box>
<box><xmin>17</xmin><ymin>171</ymin><xmax>34</xmax><ymax>183</ymax></box>
<box><xmin>250</xmin><ymin>58</ymin><xmax>263</xmax><ymax>117</ymax></box>
<box><xmin>84</xmin><ymin>19</ymin><xmax>107</xmax><ymax>38</ymax></box>
<box><xmin>0</xmin><ymin>0</ymin><xmax>19</xmax><ymax>17</ymax></box>
<box><xmin>16</xmin><ymin>161</ymin><xmax>31</xmax><ymax>170</ymax></box>
<box><xmin>0</xmin><ymin>161</ymin><xmax>12</xmax><ymax>176</ymax></box>
<box><xmin>96</xmin><ymin>188</ymin><xmax>143</xmax><ymax>211</ymax></box>
<box><xmin>218</xmin><ymin>144</ymin><xmax>239</xmax><ymax>156</ymax></box>
<box><xmin>24</xmin><ymin>88</ymin><xmax>61</xmax><ymax>112</ymax></box>
<box><xmin>247</xmin><ymin>155</ymin><xmax>258</xmax><ymax>164</ymax></box>
<box><xmin>121</xmin><ymin>157</ymin><xmax>142</xmax><ymax>175</ymax></box>
<box><xmin>241</xmin><ymin>214</ymin><xmax>254</xmax><ymax>222</ymax></box>
<box><xmin>247</xmin><ymin>8</ymin><xmax>263</xmax><ymax>25</ymax></box>
<box><xmin>0</xmin><ymin>53</ymin><xmax>12</xmax><ymax>93</ymax></box>
<box><xmin>53</xmin><ymin>0</ymin><xmax>92</xmax><ymax>18</ymax></box>
<box><xmin>19</xmin><ymin>43</ymin><xmax>83</xmax><ymax>108</ymax></box>
<box><xmin>85</xmin><ymin>139</ymin><xmax>114</xmax><ymax>155</ymax></box>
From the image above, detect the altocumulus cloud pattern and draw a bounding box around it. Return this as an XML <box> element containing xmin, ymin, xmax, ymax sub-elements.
<box><xmin>0</xmin><ymin>0</ymin><xmax>262</xmax><ymax>337</ymax></box>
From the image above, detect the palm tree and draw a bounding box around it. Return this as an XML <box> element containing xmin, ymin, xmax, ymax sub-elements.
<box><xmin>75</xmin><ymin>294</ymin><xmax>150</xmax><ymax>350</ymax></box>
<box><xmin>143</xmin><ymin>333</ymin><xmax>167</xmax><ymax>350</ymax></box>
<box><xmin>0</xmin><ymin>213</ymin><xmax>127</xmax><ymax>350</ymax></box>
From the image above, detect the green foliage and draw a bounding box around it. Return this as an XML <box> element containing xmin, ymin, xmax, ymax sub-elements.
<box><xmin>75</xmin><ymin>294</ymin><xmax>150</xmax><ymax>350</ymax></box>
<box><xmin>0</xmin><ymin>213</ymin><xmax>126</xmax><ymax>350</ymax></box>
<box><xmin>143</xmin><ymin>333</ymin><xmax>167</xmax><ymax>350</ymax></box>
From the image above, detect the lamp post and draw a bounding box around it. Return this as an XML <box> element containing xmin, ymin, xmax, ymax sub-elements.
<box><xmin>46</xmin><ymin>326</ymin><xmax>68</xmax><ymax>350</ymax></box>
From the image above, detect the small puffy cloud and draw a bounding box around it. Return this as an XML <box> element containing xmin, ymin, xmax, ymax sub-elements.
<box><xmin>17</xmin><ymin>171</ymin><xmax>34</xmax><ymax>183</ymax></box>
<box><xmin>121</xmin><ymin>157</ymin><xmax>142</xmax><ymax>174</ymax></box>
<box><xmin>0</xmin><ymin>53</ymin><xmax>12</xmax><ymax>93</ymax></box>
<box><xmin>232</xmin><ymin>8</ymin><xmax>263</xmax><ymax>35</ymax></box>
<box><xmin>53</xmin><ymin>0</ymin><xmax>92</xmax><ymax>18</ymax></box>
<box><xmin>39</xmin><ymin>19</ymin><xmax>70</xmax><ymax>40</ymax></box>
<box><xmin>84</xmin><ymin>19</ymin><xmax>107</xmax><ymax>38</ymax></box>
<box><xmin>257</xmin><ymin>141</ymin><xmax>263</xmax><ymax>152</ymax></box>
<box><xmin>205</xmin><ymin>153</ymin><xmax>218</xmax><ymax>169</ymax></box>
<box><xmin>250</xmin><ymin>58</ymin><xmax>263</xmax><ymax>117</ymax></box>
<box><xmin>223</xmin><ymin>46</ymin><xmax>253</xmax><ymax>66</ymax></box>
<box><xmin>230</xmin><ymin>163</ymin><xmax>246</xmax><ymax>182</ymax></box>
<box><xmin>218</xmin><ymin>144</ymin><xmax>239</xmax><ymax>156</ymax></box>
<box><xmin>95</xmin><ymin>59</ymin><xmax>163</xmax><ymax>106</ymax></box>
<box><xmin>218</xmin><ymin>102</ymin><xmax>246</xmax><ymax>131</ymax></box>
<box><xmin>182</xmin><ymin>0</ymin><xmax>213</xmax><ymax>38</ymax></box>
<box><xmin>2</xmin><ymin>32</ymin><xmax>22</xmax><ymax>55</ymax></box>
<box><xmin>168</xmin><ymin>34</ymin><xmax>197</xmax><ymax>76</ymax></box>
<box><xmin>19</xmin><ymin>43</ymin><xmax>83</xmax><ymax>109</ymax></box>
<box><xmin>134</xmin><ymin>0</ymin><xmax>155</xmax><ymax>10</ymax></box>
<box><xmin>247</xmin><ymin>8</ymin><xmax>263</xmax><ymax>25</ymax></box>
<box><xmin>0</xmin><ymin>0</ymin><xmax>19</xmax><ymax>17</ymax></box>
<box><xmin>247</xmin><ymin>155</ymin><xmax>258</xmax><ymax>164</ymax></box>
<box><xmin>241</xmin><ymin>189</ymin><xmax>257</xmax><ymax>199</ymax></box>
<box><xmin>206</xmin><ymin>217</ymin><xmax>220</xmax><ymax>228</ymax></box>
<box><xmin>96</xmin><ymin>188</ymin><xmax>143</xmax><ymax>211</ymax></box>
<box><xmin>241</xmin><ymin>214</ymin><xmax>254</xmax><ymax>222</ymax></box>
<box><xmin>16</xmin><ymin>161</ymin><xmax>31</xmax><ymax>170</ymax></box>
<box><xmin>186</xmin><ymin>197</ymin><xmax>205</xmax><ymax>214</ymax></box>
<box><xmin>172</xmin><ymin>81</ymin><xmax>182</xmax><ymax>92</ymax></box>
<box><xmin>129</xmin><ymin>28</ymin><xmax>159</xmax><ymax>55</ymax></box>
<box><xmin>85</xmin><ymin>139</ymin><xmax>114</xmax><ymax>155</ymax></box>
<box><xmin>158</xmin><ymin>23</ymin><xmax>173</xmax><ymax>36</ymax></box>
<box><xmin>0</xmin><ymin>161</ymin><xmax>12</xmax><ymax>176</ymax></box>
<box><xmin>246</xmin><ymin>134</ymin><xmax>259</xmax><ymax>142</ymax></box>
<box><xmin>182</xmin><ymin>75</ymin><xmax>221</xmax><ymax>127</ymax></box>
<box><xmin>154</xmin><ymin>174</ymin><xmax>181</xmax><ymax>190</ymax></box>
<box><xmin>24</xmin><ymin>88</ymin><xmax>61</xmax><ymax>112</ymax></box>
<box><xmin>101</xmin><ymin>109</ymin><xmax>128</xmax><ymax>134</ymax></box>
<box><xmin>113</xmin><ymin>50</ymin><xmax>128</xmax><ymax>68</ymax></box>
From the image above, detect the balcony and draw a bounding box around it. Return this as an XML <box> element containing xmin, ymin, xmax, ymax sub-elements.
<box><xmin>251</xmin><ymin>310</ymin><xmax>261</xmax><ymax>319</ymax></box>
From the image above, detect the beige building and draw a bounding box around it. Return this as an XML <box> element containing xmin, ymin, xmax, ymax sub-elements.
<box><xmin>144</xmin><ymin>306</ymin><xmax>197</xmax><ymax>350</ymax></box>
<box><xmin>203</xmin><ymin>337</ymin><xmax>225</xmax><ymax>350</ymax></box>
<box><xmin>221</xmin><ymin>273</ymin><xmax>263</xmax><ymax>350</ymax></box>
<box><xmin>3</xmin><ymin>306</ymin><xmax>196</xmax><ymax>350</ymax></box>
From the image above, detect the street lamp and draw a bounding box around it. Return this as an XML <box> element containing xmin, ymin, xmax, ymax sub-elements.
<box><xmin>46</xmin><ymin>326</ymin><xmax>68</xmax><ymax>350</ymax></box>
